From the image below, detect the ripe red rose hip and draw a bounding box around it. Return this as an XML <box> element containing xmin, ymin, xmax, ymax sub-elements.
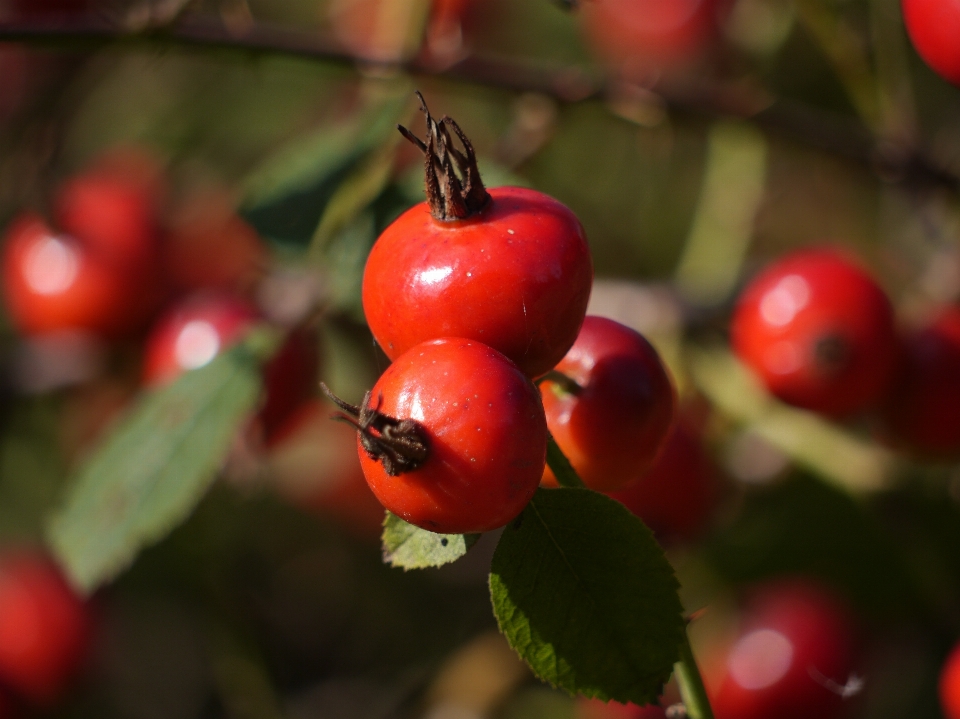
<box><xmin>362</xmin><ymin>96</ymin><xmax>593</xmax><ymax>379</ymax></box>
<box><xmin>902</xmin><ymin>0</ymin><xmax>960</xmax><ymax>86</ymax></box>
<box><xmin>941</xmin><ymin>640</ymin><xmax>960</xmax><ymax>719</ymax></box>
<box><xmin>0</xmin><ymin>551</ymin><xmax>90</xmax><ymax>708</ymax></box>
<box><xmin>711</xmin><ymin>578</ymin><xmax>859</xmax><ymax>719</ymax></box>
<box><xmin>880</xmin><ymin>307</ymin><xmax>960</xmax><ymax>456</ymax></box>
<box><xmin>324</xmin><ymin>337</ymin><xmax>547</xmax><ymax>534</ymax></box>
<box><xmin>731</xmin><ymin>248</ymin><xmax>898</xmax><ymax>417</ymax></box>
<box><xmin>540</xmin><ymin>316</ymin><xmax>675</xmax><ymax>493</ymax></box>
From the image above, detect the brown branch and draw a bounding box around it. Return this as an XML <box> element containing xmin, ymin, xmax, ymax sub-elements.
<box><xmin>0</xmin><ymin>16</ymin><xmax>956</xmax><ymax>193</ymax></box>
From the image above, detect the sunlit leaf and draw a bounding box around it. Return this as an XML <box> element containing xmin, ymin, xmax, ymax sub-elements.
<box><xmin>382</xmin><ymin>512</ymin><xmax>480</xmax><ymax>570</ymax></box>
<box><xmin>490</xmin><ymin>488</ymin><xmax>684</xmax><ymax>705</ymax></box>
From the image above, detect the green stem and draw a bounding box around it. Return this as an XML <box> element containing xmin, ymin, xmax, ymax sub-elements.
<box><xmin>675</xmin><ymin>629</ymin><xmax>714</xmax><ymax>719</ymax></box>
<box><xmin>545</xmin><ymin>433</ymin><xmax>586</xmax><ymax>489</ymax></box>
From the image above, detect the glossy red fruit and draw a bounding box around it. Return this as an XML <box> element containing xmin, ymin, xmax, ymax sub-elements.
<box><xmin>940</xmin><ymin>640</ymin><xmax>960</xmax><ymax>719</ymax></box>
<box><xmin>902</xmin><ymin>0</ymin><xmax>960</xmax><ymax>86</ymax></box>
<box><xmin>881</xmin><ymin>307</ymin><xmax>960</xmax><ymax>455</ymax></box>
<box><xmin>363</xmin><ymin>185</ymin><xmax>592</xmax><ymax>379</ymax></box>
<box><xmin>339</xmin><ymin>337</ymin><xmax>547</xmax><ymax>534</ymax></box>
<box><xmin>0</xmin><ymin>551</ymin><xmax>90</xmax><ymax>708</ymax></box>
<box><xmin>608</xmin><ymin>414</ymin><xmax>719</xmax><ymax>543</ymax></box>
<box><xmin>2</xmin><ymin>213</ymin><xmax>148</xmax><ymax>337</ymax></box>
<box><xmin>580</xmin><ymin>0</ymin><xmax>722</xmax><ymax>77</ymax></box>
<box><xmin>142</xmin><ymin>294</ymin><xmax>319</xmax><ymax>442</ymax></box>
<box><xmin>711</xmin><ymin>578</ymin><xmax>859</xmax><ymax>719</ymax></box>
<box><xmin>540</xmin><ymin>316</ymin><xmax>675</xmax><ymax>493</ymax></box>
<box><xmin>731</xmin><ymin>248</ymin><xmax>898</xmax><ymax>418</ymax></box>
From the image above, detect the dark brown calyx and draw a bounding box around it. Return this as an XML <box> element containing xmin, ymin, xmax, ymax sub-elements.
<box><xmin>814</xmin><ymin>333</ymin><xmax>849</xmax><ymax>374</ymax></box>
<box><xmin>320</xmin><ymin>383</ymin><xmax>429</xmax><ymax>476</ymax></box>
<box><xmin>398</xmin><ymin>91</ymin><xmax>491</xmax><ymax>222</ymax></box>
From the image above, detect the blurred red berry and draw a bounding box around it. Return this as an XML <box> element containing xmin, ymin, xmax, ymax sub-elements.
<box><xmin>541</xmin><ymin>316</ymin><xmax>676</xmax><ymax>492</ymax></box>
<box><xmin>163</xmin><ymin>189</ymin><xmax>266</xmax><ymax>294</ymax></box>
<box><xmin>731</xmin><ymin>248</ymin><xmax>898</xmax><ymax>418</ymax></box>
<box><xmin>0</xmin><ymin>551</ymin><xmax>90</xmax><ymax>708</ymax></box>
<box><xmin>880</xmin><ymin>307</ymin><xmax>960</xmax><ymax>455</ymax></box>
<box><xmin>580</xmin><ymin>0</ymin><xmax>724</xmax><ymax>79</ymax></box>
<box><xmin>608</xmin><ymin>414</ymin><xmax>720</xmax><ymax>543</ymax></box>
<box><xmin>711</xmin><ymin>578</ymin><xmax>859</xmax><ymax>719</ymax></box>
<box><xmin>902</xmin><ymin>0</ymin><xmax>960</xmax><ymax>86</ymax></box>
<box><xmin>578</xmin><ymin>697</ymin><xmax>667</xmax><ymax>718</ymax></box>
<box><xmin>143</xmin><ymin>293</ymin><xmax>318</xmax><ymax>443</ymax></box>
<box><xmin>940</xmin><ymin>640</ymin><xmax>960</xmax><ymax>719</ymax></box>
<box><xmin>2</xmin><ymin>213</ymin><xmax>150</xmax><ymax>338</ymax></box>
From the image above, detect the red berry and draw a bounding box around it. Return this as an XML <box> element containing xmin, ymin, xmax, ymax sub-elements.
<box><xmin>1</xmin><ymin>213</ymin><xmax>149</xmax><ymax>338</ymax></box>
<box><xmin>363</xmin><ymin>185</ymin><xmax>592</xmax><ymax>379</ymax></box>
<box><xmin>580</xmin><ymin>0</ymin><xmax>722</xmax><ymax>77</ymax></box>
<box><xmin>541</xmin><ymin>316</ymin><xmax>676</xmax><ymax>493</ymax></box>
<box><xmin>163</xmin><ymin>189</ymin><xmax>266</xmax><ymax>293</ymax></box>
<box><xmin>940</xmin><ymin>640</ymin><xmax>960</xmax><ymax>719</ymax></box>
<box><xmin>578</xmin><ymin>697</ymin><xmax>668</xmax><ymax>718</ymax></box>
<box><xmin>608</xmin><ymin>414</ymin><xmax>719</xmax><ymax>543</ymax></box>
<box><xmin>731</xmin><ymin>248</ymin><xmax>898</xmax><ymax>417</ymax></box>
<box><xmin>142</xmin><ymin>294</ymin><xmax>319</xmax><ymax>442</ymax></box>
<box><xmin>711</xmin><ymin>578</ymin><xmax>859</xmax><ymax>719</ymax></box>
<box><xmin>0</xmin><ymin>551</ymin><xmax>90</xmax><ymax>708</ymax></box>
<box><xmin>334</xmin><ymin>337</ymin><xmax>547</xmax><ymax>534</ymax></box>
<box><xmin>880</xmin><ymin>307</ymin><xmax>960</xmax><ymax>455</ymax></box>
<box><xmin>363</xmin><ymin>99</ymin><xmax>592</xmax><ymax>380</ymax></box>
<box><xmin>902</xmin><ymin>0</ymin><xmax>960</xmax><ymax>85</ymax></box>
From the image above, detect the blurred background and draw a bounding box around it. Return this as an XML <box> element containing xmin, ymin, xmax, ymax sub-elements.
<box><xmin>1</xmin><ymin>0</ymin><xmax>960</xmax><ymax>717</ymax></box>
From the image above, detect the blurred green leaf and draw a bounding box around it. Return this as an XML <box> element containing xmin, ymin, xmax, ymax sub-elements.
<box><xmin>490</xmin><ymin>488</ymin><xmax>684</xmax><ymax>705</ymax></box>
<box><xmin>240</xmin><ymin>91</ymin><xmax>411</xmax><ymax>246</ymax></box>
<box><xmin>47</xmin><ymin>344</ymin><xmax>263</xmax><ymax>594</ymax></box>
<box><xmin>382</xmin><ymin>512</ymin><xmax>480</xmax><ymax>570</ymax></box>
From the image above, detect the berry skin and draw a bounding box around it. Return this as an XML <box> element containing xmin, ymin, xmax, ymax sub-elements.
<box><xmin>711</xmin><ymin>578</ymin><xmax>858</xmax><ymax>719</ymax></box>
<box><xmin>0</xmin><ymin>551</ymin><xmax>90</xmax><ymax>708</ymax></box>
<box><xmin>1</xmin><ymin>213</ymin><xmax>148</xmax><ymax>338</ymax></box>
<box><xmin>541</xmin><ymin>316</ymin><xmax>676</xmax><ymax>493</ymax></box>
<box><xmin>940</xmin><ymin>640</ymin><xmax>960</xmax><ymax>719</ymax></box>
<box><xmin>578</xmin><ymin>697</ymin><xmax>667</xmax><ymax>718</ymax></box>
<box><xmin>336</xmin><ymin>338</ymin><xmax>547</xmax><ymax>534</ymax></box>
<box><xmin>880</xmin><ymin>307</ymin><xmax>960</xmax><ymax>456</ymax></box>
<box><xmin>731</xmin><ymin>248</ymin><xmax>898</xmax><ymax>418</ymax></box>
<box><xmin>608</xmin><ymin>414</ymin><xmax>719</xmax><ymax>543</ymax></box>
<box><xmin>363</xmin><ymin>185</ymin><xmax>593</xmax><ymax>379</ymax></box>
<box><xmin>902</xmin><ymin>0</ymin><xmax>960</xmax><ymax>86</ymax></box>
<box><xmin>142</xmin><ymin>294</ymin><xmax>319</xmax><ymax>443</ymax></box>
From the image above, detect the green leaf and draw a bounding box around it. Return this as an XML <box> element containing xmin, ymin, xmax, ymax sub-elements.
<box><xmin>382</xmin><ymin>512</ymin><xmax>480</xmax><ymax>570</ymax></box>
<box><xmin>490</xmin><ymin>488</ymin><xmax>684</xmax><ymax>705</ymax></box>
<box><xmin>47</xmin><ymin>344</ymin><xmax>263</xmax><ymax>593</ymax></box>
<box><xmin>240</xmin><ymin>92</ymin><xmax>411</xmax><ymax>246</ymax></box>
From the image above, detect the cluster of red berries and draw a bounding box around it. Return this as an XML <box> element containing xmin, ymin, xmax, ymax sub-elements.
<box><xmin>0</xmin><ymin>550</ymin><xmax>90</xmax><ymax>718</ymax></box>
<box><xmin>0</xmin><ymin>147</ymin><xmax>318</xmax><ymax>445</ymax></box>
<box><xmin>730</xmin><ymin>247</ymin><xmax>960</xmax><ymax>457</ymax></box>
<box><xmin>322</xmin><ymin>95</ymin><xmax>684</xmax><ymax>535</ymax></box>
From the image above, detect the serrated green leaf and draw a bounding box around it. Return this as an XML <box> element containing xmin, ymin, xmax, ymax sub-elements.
<box><xmin>490</xmin><ymin>488</ymin><xmax>684</xmax><ymax>705</ymax></box>
<box><xmin>47</xmin><ymin>345</ymin><xmax>263</xmax><ymax>594</ymax></box>
<box><xmin>382</xmin><ymin>511</ymin><xmax>480</xmax><ymax>570</ymax></box>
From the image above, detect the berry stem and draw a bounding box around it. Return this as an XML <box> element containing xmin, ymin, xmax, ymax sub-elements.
<box><xmin>398</xmin><ymin>91</ymin><xmax>491</xmax><ymax>222</ymax></box>
<box><xmin>546</xmin><ymin>432</ymin><xmax>586</xmax><ymax>488</ymax></box>
<box><xmin>320</xmin><ymin>382</ymin><xmax>430</xmax><ymax>476</ymax></box>
<box><xmin>675</xmin><ymin>630</ymin><xmax>715</xmax><ymax>719</ymax></box>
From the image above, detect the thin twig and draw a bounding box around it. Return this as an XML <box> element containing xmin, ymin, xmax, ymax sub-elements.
<box><xmin>0</xmin><ymin>17</ymin><xmax>956</xmax><ymax>192</ymax></box>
